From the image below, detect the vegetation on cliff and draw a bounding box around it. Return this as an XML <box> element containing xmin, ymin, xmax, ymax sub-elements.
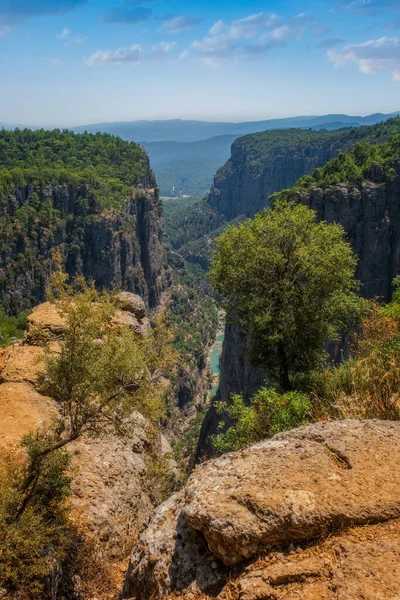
<box><xmin>0</xmin><ymin>272</ymin><xmax>175</xmax><ymax>599</ymax></box>
<box><xmin>275</xmin><ymin>130</ymin><xmax>400</xmax><ymax>196</ymax></box>
<box><xmin>0</xmin><ymin>306</ymin><xmax>29</xmax><ymax>346</ymax></box>
<box><xmin>0</xmin><ymin>129</ymin><xmax>162</xmax><ymax>315</ymax></box>
<box><xmin>210</xmin><ymin>201</ymin><xmax>364</xmax><ymax>391</ymax></box>
<box><xmin>0</xmin><ymin>128</ymin><xmax>151</xmax><ymax>192</ymax></box>
<box><xmin>224</xmin><ymin>117</ymin><xmax>400</xmax><ymax>176</ymax></box>
<box><xmin>213</xmin><ymin>389</ymin><xmax>311</xmax><ymax>454</ymax></box>
<box><xmin>312</xmin><ymin>278</ymin><xmax>400</xmax><ymax>422</ymax></box>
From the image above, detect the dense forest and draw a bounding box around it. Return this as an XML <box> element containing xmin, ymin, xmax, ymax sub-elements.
<box><xmin>0</xmin><ymin>129</ymin><xmax>152</xmax><ymax>192</ymax></box>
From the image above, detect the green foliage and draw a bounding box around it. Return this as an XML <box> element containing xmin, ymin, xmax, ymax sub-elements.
<box><xmin>0</xmin><ymin>434</ymin><xmax>72</xmax><ymax>597</ymax></box>
<box><xmin>167</xmin><ymin>277</ymin><xmax>218</xmax><ymax>371</ymax></box>
<box><xmin>311</xmin><ymin>279</ymin><xmax>400</xmax><ymax>421</ymax></box>
<box><xmin>274</xmin><ymin>128</ymin><xmax>400</xmax><ymax>199</ymax></box>
<box><xmin>213</xmin><ymin>388</ymin><xmax>311</xmax><ymax>454</ymax></box>
<box><xmin>237</xmin><ymin>116</ymin><xmax>400</xmax><ymax>176</ymax></box>
<box><xmin>163</xmin><ymin>196</ymin><xmax>227</xmax><ymax>251</ymax></box>
<box><xmin>0</xmin><ymin>306</ymin><xmax>29</xmax><ymax>346</ymax></box>
<box><xmin>39</xmin><ymin>271</ymin><xmax>175</xmax><ymax>447</ymax></box>
<box><xmin>0</xmin><ymin>128</ymin><xmax>154</xmax><ymax>315</ymax></box>
<box><xmin>210</xmin><ymin>201</ymin><xmax>365</xmax><ymax>390</ymax></box>
<box><xmin>0</xmin><ymin>128</ymin><xmax>150</xmax><ymax>192</ymax></box>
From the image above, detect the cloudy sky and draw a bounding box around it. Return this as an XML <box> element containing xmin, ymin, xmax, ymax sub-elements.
<box><xmin>0</xmin><ymin>0</ymin><xmax>399</xmax><ymax>125</ymax></box>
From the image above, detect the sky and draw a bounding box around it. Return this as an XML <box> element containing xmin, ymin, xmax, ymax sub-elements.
<box><xmin>0</xmin><ymin>0</ymin><xmax>400</xmax><ymax>126</ymax></box>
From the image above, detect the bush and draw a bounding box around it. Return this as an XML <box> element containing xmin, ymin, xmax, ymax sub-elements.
<box><xmin>0</xmin><ymin>435</ymin><xmax>72</xmax><ymax>598</ymax></box>
<box><xmin>311</xmin><ymin>287</ymin><xmax>400</xmax><ymax>421</ymax></box>
<box><xmin>213</xmin><ymin>388</ymin><xmax>312</xmax><ymax>454</ymax></box>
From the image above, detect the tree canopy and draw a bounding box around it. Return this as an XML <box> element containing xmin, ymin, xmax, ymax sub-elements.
<box><xmin>209</xmin><ymin>201</ymin><xmax>365</xmax><ymax>390</ymax></box>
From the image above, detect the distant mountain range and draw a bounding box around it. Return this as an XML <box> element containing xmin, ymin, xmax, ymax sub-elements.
<box><xmin>1</xmin><ymin>112</ymin><xmax>399</xmax><ymax>195</ymax></box>
<box><xmin>71</xmin><ymin>112</ymin><xmax>400</xmax><ymax>143</ymax></box>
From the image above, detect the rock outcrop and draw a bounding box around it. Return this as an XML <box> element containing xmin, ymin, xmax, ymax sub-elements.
<box><xmin>0</xmin><ymin>294</ymin><xmax>167</xmax><ymax>559</ymax></box>
<box><xmin>301</xmin><ymin>162</ymin><xmax>400</xmax><ymax>301</ymax></box>
<box><xmin>122</xmin><ymin>420</ymin><xmax>400</xmax><ymax>600</ymax></box>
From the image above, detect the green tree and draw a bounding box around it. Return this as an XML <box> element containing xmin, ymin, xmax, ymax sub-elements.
<box><xmin>37</xmin><ymin>270</ymin><xmax>175</xmax><ymax>455</ymax></box>
<box><xmin>0</xmin><ymin>272</ymin><xmax>175</xmax><ymax>597</ymax></box>
<box><xmin>209</xmin><ymin>201</ymin><xmax>365</xmax><ymax>390</ymax></box>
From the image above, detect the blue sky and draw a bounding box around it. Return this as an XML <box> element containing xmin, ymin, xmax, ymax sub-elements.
<box><xmin>0</xmin><ymin>0</ymin><xmax>399</xmax><ymax>126</ymax></box>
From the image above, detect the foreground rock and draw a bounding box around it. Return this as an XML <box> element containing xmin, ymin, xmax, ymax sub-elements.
<box><xmin>0</xmin><ymin>294</ymin><xmax>167</xmax><ymax>559</ymax></box>
<box><xmin>122</xmin><ymin>420</ymin><xmax>400</xmax><ymax>599</ymax></box>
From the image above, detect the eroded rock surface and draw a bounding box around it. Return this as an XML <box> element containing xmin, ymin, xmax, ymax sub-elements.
<box><xmin>122</xmin><ymin>420</ymin><xmax>400</xmax><ymax>599</ymax></box>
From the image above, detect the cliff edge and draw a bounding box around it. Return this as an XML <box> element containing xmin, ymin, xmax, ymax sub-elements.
<box><xmin>122</xmin><ymin>419</ymin><xmax>400</xmax><ymax>600</ymax></box>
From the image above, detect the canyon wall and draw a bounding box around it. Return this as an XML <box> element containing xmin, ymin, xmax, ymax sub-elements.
<box><xmin>0</xmin><ymin>181</ymin><xmax>166</xmax><ymax>314</ymax></box>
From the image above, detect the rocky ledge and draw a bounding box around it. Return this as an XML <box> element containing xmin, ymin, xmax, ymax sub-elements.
<box><xmin>122</xmin><ymin>420</ymin><xmax>400</xmax><ymax>600</ymax></box>
<box><xmin>0</xmin><ymin>293</ymin><xmax>168</xmax><ymax>561</ymax></box>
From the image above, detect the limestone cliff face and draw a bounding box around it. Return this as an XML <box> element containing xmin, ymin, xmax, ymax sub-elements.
<box><xmin>0</xmin><ymin>179</ymin><xmax>166</xmax><ymax>314</ymax></box>
<box><xmin>302</xmin><ymin>162</ymin><xmax>400</xmax><ymax>302</ymax></box>
<box><xmin>207</xmin><ymin>129</ymin><xmax>359</xmax><ymax>220</ymax></box>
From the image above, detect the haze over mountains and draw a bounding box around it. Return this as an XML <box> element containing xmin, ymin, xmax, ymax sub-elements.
<box><xmin>71</xmin><ymin>112</ymin><xmax>400</xmax><ymax>143</ymax></box>
<box><xmin>73</xmin><ymin>111</ymin><xmax>400</xmax><ymax>195</ymax></box>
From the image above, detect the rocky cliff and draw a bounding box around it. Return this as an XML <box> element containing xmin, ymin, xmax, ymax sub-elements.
<box><xmin>207</xmin><ymin>119</ymin><xmax>399</xmax><ymax>220</ymax></box>
<box><xmin>0</xmin><ymin>183</ymin><xmax>166</xmax><ymax>314</ymax></box>
<box><xmin>0</xmin><ymin>129</ymin><xmax>168</xmax><ymax>315</ymax></box>
<box><xmin>122</xmin><ymin>420</ymin><xmax>400</xmax><ymax>600</ymax></box>
<box><xmin>198</xmin><ymin>158</ymin><xmax>400</xmax><ymax>458</ymax></box>
<box><xmin>0</xmin><ymin>294</ymin><xmax>170</xmax><ymax>563</ymax></box>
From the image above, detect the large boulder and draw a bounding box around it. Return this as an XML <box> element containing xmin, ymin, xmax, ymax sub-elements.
<box><xmin>122</xmin><ymin>420</ymin><xmax>400</xmax><ymax>599</ymax></box>
<box><xmin>27</xmin><ymin>301</ymin><xmax>66</xmax><ymax>336</ymax></box>
<box><xmin>116</xmin><ymin>292</ymin><xmax>146</xmax><ymax>319</ymax></box>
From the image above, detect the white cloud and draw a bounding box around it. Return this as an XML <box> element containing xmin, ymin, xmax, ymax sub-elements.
<box><xmin>329</xmin><ymin>37</ymin><xmax>400</xmax><ymax>81</ymax></box>
<box><xmin>86</xmin><ymin>41</ymin><xmax>176</xmax><ymax>66</ymax></box>
<box><xmin>342</xmin><ymin>0</ymin><xmax>399</xmax><ymax>14</ymax></box>
<box><xmin>57</xmin><ymin>27</ymin><xmax>85</xmax><ymax>44</ymax></box>
<box><xmin>148</xmin><ymin>41</ymin><xmax>177</xmax><ymax>59</ymax></box>
<box><xmin>86</xmin><ymin>44</ymin><xmax>143</xmax><ymax>66</ymax></box>
<box><xmin>191</xmin><ymin>11</ymin><xmax>312</xmax><ymax>66</ymax></box>
<box><xmin>162</xmin><ymin>15</ymin><xmax>201</xmax><ymax>34</ymax></box>
<box><xmin>58</xmin><ymin>27</ymin><xmax>71</xmax><ymax>39</ymax></box>
<box><xmin>179</xmin><ymin>49</ymin><xmax>190</xmax><ymax>61</ymax></box>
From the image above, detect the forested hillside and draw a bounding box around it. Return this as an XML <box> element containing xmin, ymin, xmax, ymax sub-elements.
<box><xmin>0</xmin><ymin>129</ymin><xmax>165</xmax><ymax>314</ymax></box>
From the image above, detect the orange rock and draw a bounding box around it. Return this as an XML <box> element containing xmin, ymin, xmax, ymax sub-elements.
<box><xmin>0</xmin><ymin>382</ymin><xmax>57</xmax><ymax>446</ymax></box>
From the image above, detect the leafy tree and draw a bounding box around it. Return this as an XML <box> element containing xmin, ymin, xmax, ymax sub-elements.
<box><xmin>37</xmin><ymin>270</ymin><xmax>175</xmax><ymax>454</ymax></box>
<box><xmin>0</xmin><ymin>438</ymin><xmax>72</xmax><ymax>597</ymax></box>
<box><xmin>210</xmin><ymin>201</ymin><xmax>365</xmax><ymax>390</ymax></box>
<box><xmin>0</xmin><ymin>306</ymin><xmax>29</xmax><ymax>346</ymax></box>
<box><xmin>213</xmin><ymin>388</ymin><xmax>311</xmax><ymax>454</ymax></box>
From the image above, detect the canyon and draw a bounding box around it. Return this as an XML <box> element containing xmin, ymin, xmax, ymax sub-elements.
<box><xmin>1</xmin><ymin>118</ymin><xmax>400</xmax><ymax>599</ymax></box>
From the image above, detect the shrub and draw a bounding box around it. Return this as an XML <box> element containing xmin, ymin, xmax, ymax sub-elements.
<box><xmin>213</xmin><ymin>388</ymin><xmax>312</xmax><ymax>454</ymax></box>
<box><xmin>311</xmin><ymin>289</ymin><xmax>400</xmax><ymax>421</ymax></box>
